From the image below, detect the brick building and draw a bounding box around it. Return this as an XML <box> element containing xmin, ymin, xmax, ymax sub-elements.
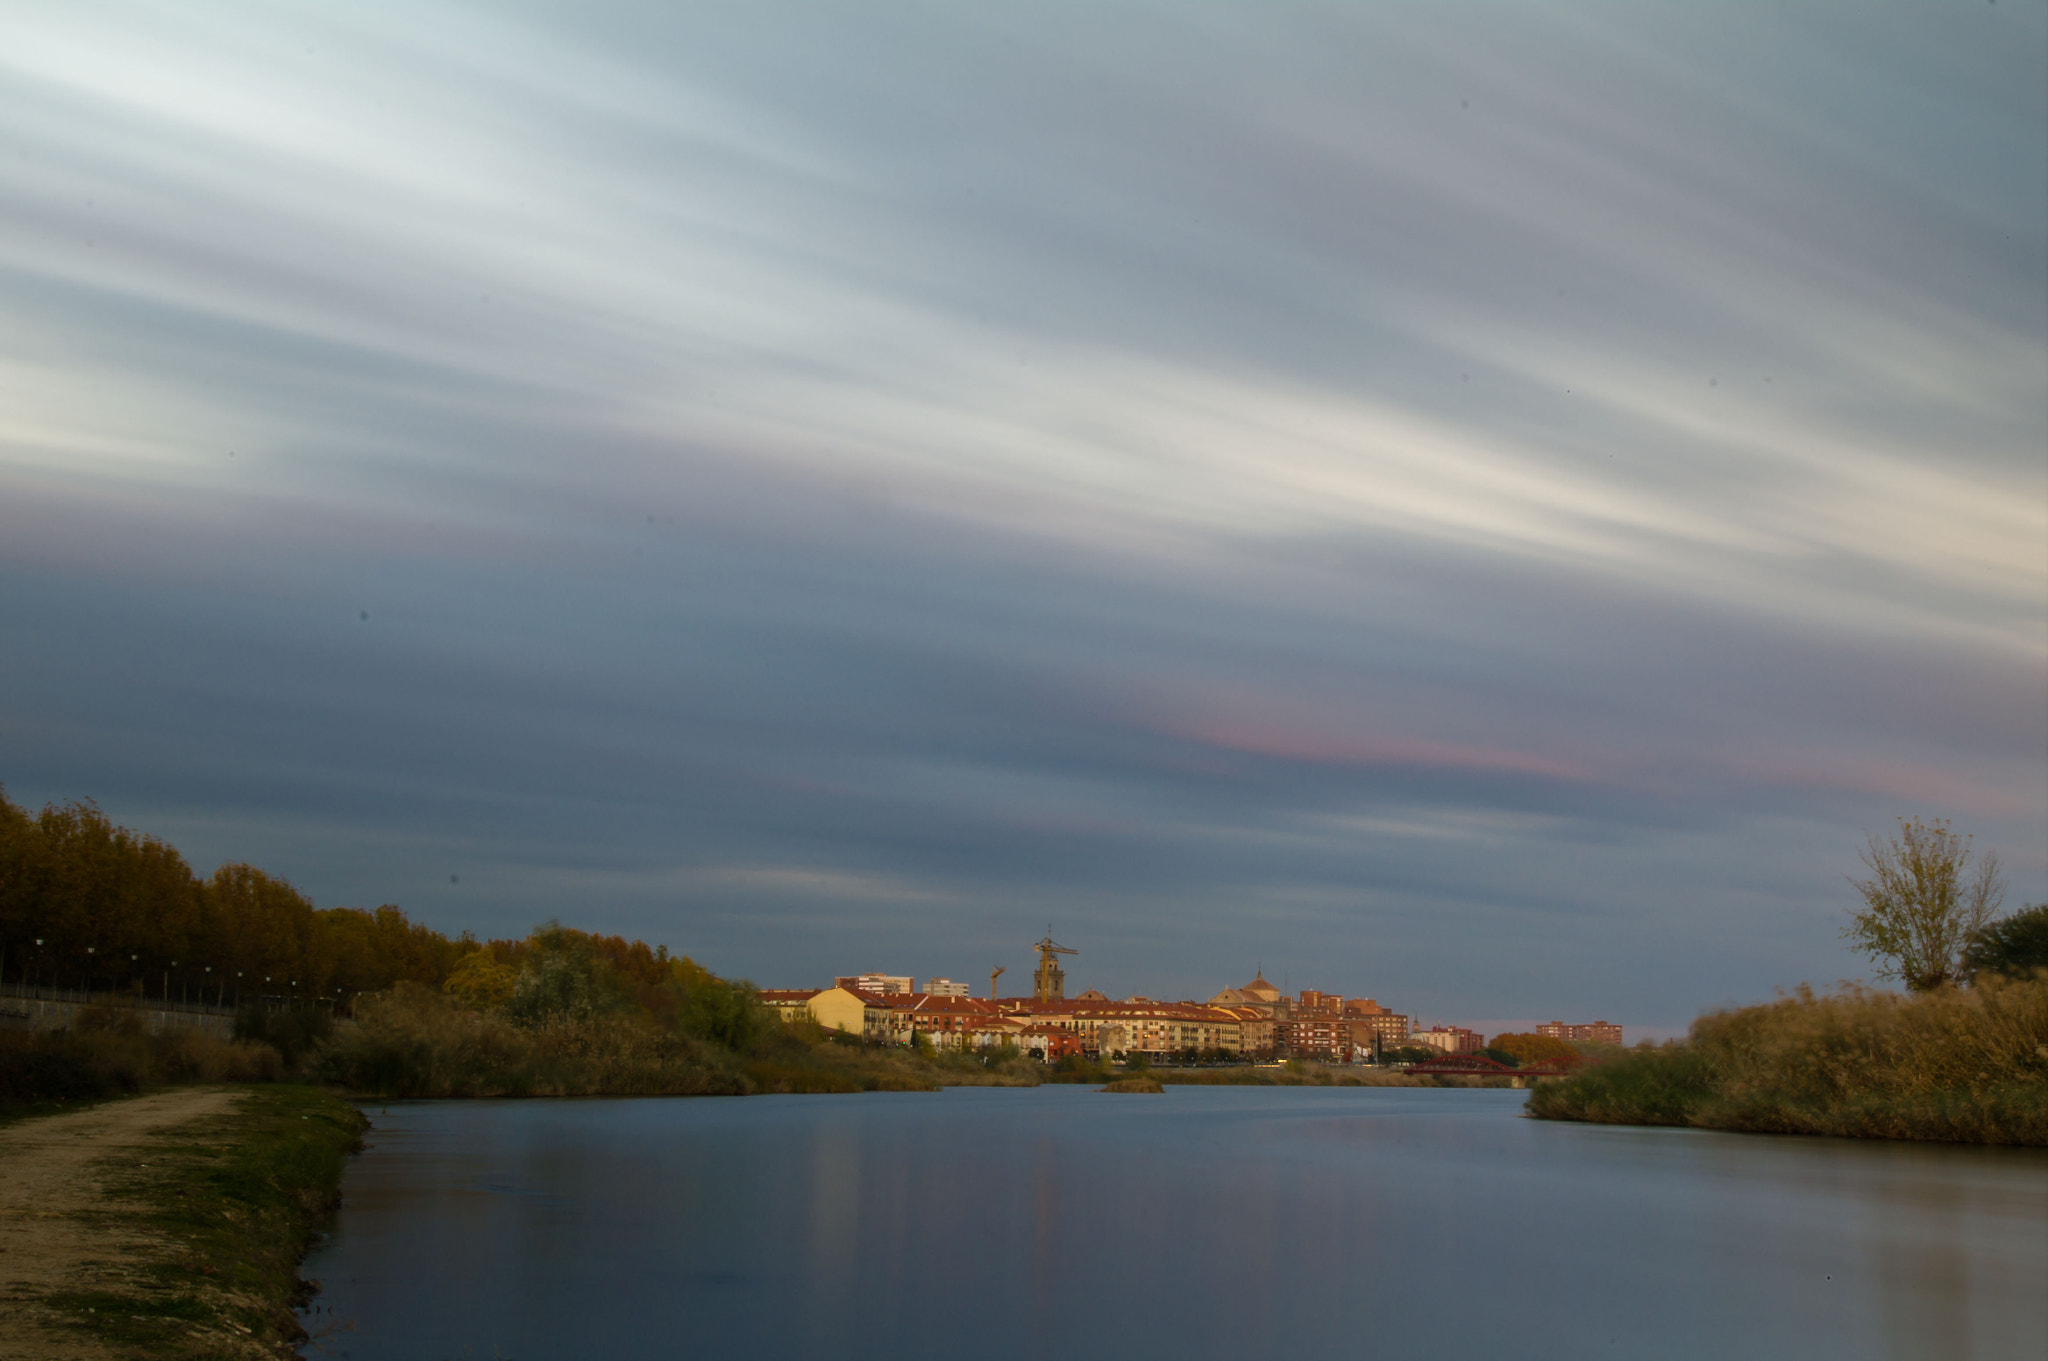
<box><xmin>1536</xmin><ymin>1020</ymin><xmax>1624</xmax><ymax>1046</ymax></box>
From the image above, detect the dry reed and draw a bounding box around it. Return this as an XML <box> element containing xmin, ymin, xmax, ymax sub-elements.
<box><xmin>1528</xmin><ymin>977</ymin><xmax>2048</xmax><ymax>1145</ymax></box>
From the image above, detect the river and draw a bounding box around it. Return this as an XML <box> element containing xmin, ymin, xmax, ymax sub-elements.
<box><xmin>298</xmin><ymin>1085</ymin><xmax>2046</xmax><ymax>1360</ymax></box>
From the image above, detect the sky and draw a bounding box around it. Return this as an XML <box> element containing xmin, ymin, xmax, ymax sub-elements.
<box><xmin>2</xmin><ymin>0</ymin><xmax>2043</xmax><ymax>1036</ymax></box>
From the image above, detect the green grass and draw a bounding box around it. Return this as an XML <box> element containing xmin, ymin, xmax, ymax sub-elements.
<box><xmin>46</xmin><ymin>1083</ymin><xmax>367</xmax><ymax>1358</ymax></box>
<box><xmin>1155</xmin><ymin>1064</ymin><xmax>1481</xmax><ymax>1088</ymax></box>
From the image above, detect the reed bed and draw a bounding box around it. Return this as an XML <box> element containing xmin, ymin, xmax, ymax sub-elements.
<box><xmin>1528</xmin><ymin>976</ymin><xmax>2048</xmax><ymax>1145</ymax></box>
<box><xmin>314</xmin><ymin>983</ymin><xmax>749</xmax><ymax>1098</ymax></box>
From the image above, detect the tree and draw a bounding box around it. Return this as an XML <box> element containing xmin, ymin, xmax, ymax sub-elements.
<box><xmin>1844</xmin><ymin>818</ymin><xmax>2003</xmax><ymax>991</ymax></box>
<box><xmin>1489</xmin><ymin>1032</ymin><xmax>1577</xmax><ymax>1065</ymax></box>
<box><xmin>1961</xmin><ymin>904</ymin><xmax>2048</xmax><ymax>983</ymax></box>
<box><xmin>444</xmin><ymin>949</ymin><xmax>518</xmax><ymax>1010</ymax></box>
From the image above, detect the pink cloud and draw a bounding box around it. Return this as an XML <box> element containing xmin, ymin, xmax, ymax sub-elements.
<box><xmin>1165</xmin><ymin>716</ymin><xmax>1594</xmax><ymax>784</ymax></box>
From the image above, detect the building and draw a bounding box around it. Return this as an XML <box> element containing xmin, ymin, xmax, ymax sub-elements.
<box><xmin>1410</xmin><ymin>1025</ymin><xmax>1485</xmax><ymax>1055</ymax></box>
<box><xmin>1002</xmin><ymin>996</ymin><xmax>1247</xmax><ymax>1059</ymax></box>
<box><xmin>1215</xmin><ymin>1005</ymin><xmax>1274</xmax><ymax>1056</ymax></box>
<box><xmin>835</xmin><ymin>973</ymin><xmax>912</xmax><ymax>996</ymax></box>
<box><xmin>1537</xmin><ymin>1020</ymin><xmax>1624</xmax><ymax>1047</ymax></box>
<box><xmin>1342</xmin><ymin>997</ymin><xmax>1411</xmax><ymax>1053</ymax></box>
<box><xmin>1017</xmin><ymin>1023</ymin><xmax>1085</xmax><ymax>1061</ymax></box>
<box><xmin>808</xmin><ymin>985</ymin><xmax>894</xmax><ymax>1040</ymax></box>
<box><xmin>867</xmin><ymin>993</ymin><xmax>1025</xmax><ymax>1050</ymax></box>
<box><xmin>758</xmin><ymin>988</ymin><xmax>822</xmax><ymax>1022</ymax></box>
<box><xmin>924</xmin><ymin>978</ymin><xmax>971</xmax><ymax>997</ymax></box>
<box><xmin>1275</xmin><ymin>990</ymin><xmax>1350</xmax><ymax>1060</ymax></box>
<box><xmin>1208</xmin><ymin>972</ymin><xmax>1283</xmax><ymax>1009</ymax></box>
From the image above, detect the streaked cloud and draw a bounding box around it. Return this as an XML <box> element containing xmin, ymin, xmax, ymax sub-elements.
<box><xmin>1</xmin><ymin>0</ymin><xmax>2042</xmax><ymax>1027</ymax></box>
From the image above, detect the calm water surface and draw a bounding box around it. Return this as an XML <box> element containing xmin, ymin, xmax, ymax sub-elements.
<box><xmin>300</xmin><ymin>1086</ymin><xmax>2046</xmax><ymax>1360</ymax></box>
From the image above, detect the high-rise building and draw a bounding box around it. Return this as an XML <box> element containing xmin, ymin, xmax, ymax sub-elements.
<box><xmin>835</xmin><ymin>973</ymin><xmax>913</xmax><ymax>996</ymax></box>
<box><xmin>925</xmin><ymin>978</ymin><xmax>971</xmax><ymax>997</ymax></box>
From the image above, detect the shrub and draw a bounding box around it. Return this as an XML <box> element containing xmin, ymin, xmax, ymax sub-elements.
<box><xmin>1963</xmin><ymin>904</ymin><xmax>2048</xmax><ymax>984</ymax></box>
<box><xmin>1529</xmin><ymin>979</ymin><xmax>2048</xmax><ymax>1145</ymax></box>
<box><xmin>315</xmin><ymin>982</ymin><xmax>746</xmax><ymax>1097</ymax></box>
<box><xmin>233</xmin><ymin>1004</ymin><xmax>332</xmax><ymax>1068</ymax></box>
<box><xmin>0</xmin><ymin>1006</ymin><xmax>284</xmax><ymax>1110</ymax></box>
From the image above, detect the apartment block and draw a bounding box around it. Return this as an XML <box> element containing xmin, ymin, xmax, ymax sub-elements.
<box><xmin>1536</xmin><ymin>1020</ymin><xmax>1624</xmax><ymax>1046</ymax></box>
<box><xmin>1275</xmin><ymin>990</ymin><xmax>1350</xmax><ymax>1060</ymax></box>
<box><xmin>1347</xmin><ymin>1013</ymin><xmax>1412</xmax><ymax>1051</ymax></box>
<box><xmin>924</xmin><ymin>978</ymin><xmax>972</xmax><ymax>997</ymax></box>
<box><xmin>1411</xmin><ymin>1025</ymin><xmax>1485</xmax><ymax>1055</ymax></box>
<box><xmin>835</xmin><ymin>973</ymin><xmax>913</xmax><ymax>996</ymax></box>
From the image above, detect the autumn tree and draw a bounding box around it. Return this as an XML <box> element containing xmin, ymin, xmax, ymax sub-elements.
<box><xmin>1844</xmin><ymin>818</ymin><xmax>2003</xmax><ymax>991</ymax></box>
<box><xmin>1488</xmin><ymin>1032</ymin><xmax>1578</xmax><ymax>1066</ymax></box>
<box><xmin>443</xmin><ymin>948</ymin><xmax>518</xmax><ymax>1010</ymax></box>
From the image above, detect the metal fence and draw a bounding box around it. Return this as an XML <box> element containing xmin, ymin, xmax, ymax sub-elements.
<box><xmin>0</xmin><ymin>979</ymin><xmax>240</xmax><ymax>1017</ymax></box>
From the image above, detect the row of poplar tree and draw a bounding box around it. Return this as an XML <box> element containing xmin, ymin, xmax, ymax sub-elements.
<box><xmin>0</xmin><ymin>786</ymin><xmax>705</xmax><ymax>1015</ymax></box>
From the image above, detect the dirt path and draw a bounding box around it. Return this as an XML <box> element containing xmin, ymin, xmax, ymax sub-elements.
<box><xmin>0</xmin><ymin>1088</ymin><xmax>241</xmax><ymax>1360</ymax></box>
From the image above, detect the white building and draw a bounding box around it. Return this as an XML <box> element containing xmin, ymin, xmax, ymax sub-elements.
<box><xmin>836</xmin><ymin>973</ymin><xmax>913</xmax><ymax>996</ymax></box>
<box><xmin>925</xmin><ymin>978</ymin><xmax>971</xmax><ymax>997</ymax></box>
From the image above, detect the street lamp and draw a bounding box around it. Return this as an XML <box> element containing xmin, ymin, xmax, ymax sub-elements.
<box><xmin>32</xmin><ymin>939</ymin><xmax>43</xmax><ymax>998</ymax></box>
<box><xmin>85</xmin><ymin>946</ymin><xmax>95</xmax><ymax>999</ymax></box>
<box><xmin>203</xmin><ymin>965</ymin><xmax>212</xmax><ymax>1009</ymax></box>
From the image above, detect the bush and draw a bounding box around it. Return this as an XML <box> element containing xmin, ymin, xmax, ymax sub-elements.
<box><xmin>233</xmin><ymin>1005</ymin><xmax>332</xmax><ymax>1068</ymax></box>
<box><xmin>316</xmin><ymin>982</ymin><xmax>747</xmax><ymax>1097</ymax></box>
<box><xmin>1525</xmin><ymin>1045</ymin><xmax>1713</xmax><ymax>1126</ymax></box>
<box><xmin>1963</xmin><ymin>905</ymin><xmax>2048</xmax><ymax>984</ymax></box>
<box><xmin>0</xmin><ymin>1006</ymin><xmax>284</xmax><ymax>1110</ymax></box>
<box><xmin>0</xmin><ymin>1030</ymin><xmax>148</xmax><ymax>1108</ymax></box>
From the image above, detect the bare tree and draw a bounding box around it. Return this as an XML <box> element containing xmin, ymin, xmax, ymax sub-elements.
<box><xmin>1844</xmin><ymin>818</ymin><xmax>2003</xmax><ymax>991</ymax></box>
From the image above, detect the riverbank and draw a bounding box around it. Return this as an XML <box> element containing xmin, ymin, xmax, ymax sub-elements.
<box><xmin>0</xmin><ymin>1084</ymin><xmax>365</xmax><ymax>1359</ymax></box>
<box><xmin>1528</xmin><ymin>977</ymin><xmax>2048</xmax><ymax>1146</ymax></box>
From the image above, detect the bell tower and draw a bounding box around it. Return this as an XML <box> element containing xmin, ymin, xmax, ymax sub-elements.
<box><xmin>1032</xmin><ymin>931</ymin><xmax>1077</xmax><ymax>1002</ymax></box>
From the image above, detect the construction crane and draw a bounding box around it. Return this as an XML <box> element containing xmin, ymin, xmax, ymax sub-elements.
<box><xmin>989</xmin><ymin>965</ymin><xmax>1006</xmax><ymax>1002</ymax></box>
<box><xmin>1032</xmin><ymin>930</ymin><xmax>1077</xmax><ymax>1002</ymax></box>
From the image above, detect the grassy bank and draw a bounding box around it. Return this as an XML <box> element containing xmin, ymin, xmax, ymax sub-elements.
<box><xmin>315</xmin><ymin>983</ymin><xmax>1049</xmax><ymax>1097</ymax></box>
<box><xmin>45</xmin><ymin>1084</ymin><xmax>367</xmax><ymax>1359</ymax></box>
<box><xmin>1528</xmin><ymin>976</ymin><xmax>2048</xmax><ymax>1145</ymax></box>
<box><xmin>1041</xmin><ymin>1057</ymin><xmax>1484</xmax><ymax>1088</ymax></box>
<box><xmin>1159</xmin><ymin>1064</ymin><xmax>1455</xmax><ymax>1087</ymax></box>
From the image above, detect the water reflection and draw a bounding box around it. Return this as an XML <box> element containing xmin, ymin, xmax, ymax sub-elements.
<box><xmin>302</xmin><ymin>1088</ymin><xmax>2047</xmax><ymax>1360</ymax></box>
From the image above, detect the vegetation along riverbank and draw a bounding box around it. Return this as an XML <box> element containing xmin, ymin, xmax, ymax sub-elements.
<box><xmin>1527</xmin><ymin>976</ymin><xmax>2048</xmax><ymax>1146</ymax></box>
<box><xmin>0</xmin><ymin>1083</ymin><xmax>365</xmax><ymax>1360</ymax></box>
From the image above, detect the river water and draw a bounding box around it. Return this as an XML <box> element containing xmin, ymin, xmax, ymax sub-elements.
<box><xmin>299</xmin><ymin>1086</ymin><xmax>2046</xmax><ymax>1360</ymax></box>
